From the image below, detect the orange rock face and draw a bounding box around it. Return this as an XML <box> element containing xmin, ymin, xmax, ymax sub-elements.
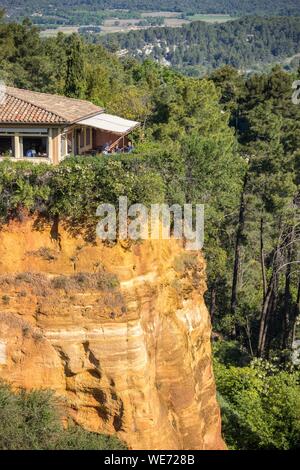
<box><xmin>0</xmin><ymin>218</ymin><xmax>225</xmax><ymax>450</ymax></box>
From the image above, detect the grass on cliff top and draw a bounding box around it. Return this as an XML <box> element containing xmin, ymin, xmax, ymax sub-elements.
<box><xmin>0</xmin><ymin>381</ymin><xmax>127</xmax><ymax>450</ymax></box>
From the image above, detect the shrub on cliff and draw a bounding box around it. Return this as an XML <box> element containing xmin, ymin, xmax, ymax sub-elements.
<box><xmin>51</xmin><ymin>271</ymin><xmax>120</xmax><ymax>292</ymax></box>
<box><xmin>0</xmin><ymin>382</ymin><xmax>126</xmax><ymax>450</ymax></box>
<box><xmin>0</xmin><ymin>157</ymin><xmax>165</xmax><ymax>227</ymax></box>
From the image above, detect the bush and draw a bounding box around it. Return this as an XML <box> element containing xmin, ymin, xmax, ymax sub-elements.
<box><xmin>213</xmin><ymin>340</ymin><xmax>250</xmax><ymax>367</ymax></box>
<box><xmin>214</xmin><ymin>344</ymin><xmax>300</xmax><ymax>449</ymax></box>
<box><xmin>0</xmin><ymin>381</ymin><xmax>126</xmax><ymax>450</ymax></box>
<box><xmin>0</xmin><ymin>158</ymin><xmax>165</xmax><ymax>233</ymax></box>
<box><xmin>2</xmin><ymin>295</ymin><xmax>10</xmax><ymax>305</ymax></box>
<box><xmin>28</xmin><ymin>247</ymin><xmax>58</xmax><ymax>261</ymax></box>
<box><xmin>173</xmin><ymin>253</ymin><xmax>199</xmax><ymax>273</ymax></box>
<box><xmin>51</xmin><ymin>272</ymin><xmax>119</xmax><ymax>292</ymax></box>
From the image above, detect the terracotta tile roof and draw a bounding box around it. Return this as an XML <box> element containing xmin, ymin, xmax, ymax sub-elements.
<box><xmin>0</xmin><ymin>87</ymin><xmax>103</xmax><ymax>124</ymax></box>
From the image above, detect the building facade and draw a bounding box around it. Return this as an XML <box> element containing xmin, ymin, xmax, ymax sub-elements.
<box><xmin>0</xmin><ymin>87</ymin><xmax>140</xmax><ymax>164</ymax></box>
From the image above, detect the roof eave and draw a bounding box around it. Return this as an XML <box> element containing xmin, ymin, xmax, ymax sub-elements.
<box><xmin>0</xmin><ymin>121</ymin><xmax>68</xmax><ymax>126</ymax></box>
<box><xmin>72</xmin><ymin>109</ymin><xmax>105</xmax><ymax>125</ymax></box>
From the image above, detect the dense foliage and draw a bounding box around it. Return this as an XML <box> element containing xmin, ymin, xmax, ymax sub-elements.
<box><xmin>0</xmin><ymin>381</ymin><xmax>126</xmax><ymax>450</ymax></box>
<box><xmin>214</xmin><ymin>342</ymin><xmax>300</xmax><ymax>449</ymax></box>
<box><xmin>98</xmin><ymin>16</ymin><xmax>300</xmax><ymax>75</ymax></box>
<box><xmin>209</xmin><ymin>65</ymin><xmax>300</xmax><ymax>361</ymax></box>
<box><xmin>0</xmin><ymin>157</ymin><xmax>165</xmax><ymax>240</ymax></box>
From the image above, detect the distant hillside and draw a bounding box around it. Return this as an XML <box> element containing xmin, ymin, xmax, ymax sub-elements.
<box><xmin>3</xmin><ymin>0</ymin><xmax>300</xmax><ymax>17</ymax></box>
<box><xmin>97</xmin><ymin>16</ymin><xmax>300</xmax><ymax>74</ymax></box>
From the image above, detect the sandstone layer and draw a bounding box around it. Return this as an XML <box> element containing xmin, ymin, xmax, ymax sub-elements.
<box><xmin>0</xmin><ymin>218</ymin><xmax>225</xmax><ymax>450</ymax></box>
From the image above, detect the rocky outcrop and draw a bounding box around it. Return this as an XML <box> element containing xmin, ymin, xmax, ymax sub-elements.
<box><xmin>0</xmin><ymin>218</ymin><xmax>225</xmax><ymax>450</ymax></box>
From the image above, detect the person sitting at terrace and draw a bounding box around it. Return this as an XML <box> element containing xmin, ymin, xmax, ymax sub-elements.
<box><xmin>26</xmin><ymin>148</ymin><xmax>37</xmax><ymax>158</ymax></box>
<box><xmin>125</xmin><ymin>141</ymin><xmax>134</xmax><ymax>153</ymax></box>
<box><xmin>102</xmin><ymin>143</ymin><xmax>110</xmax><ymax>155</ymax></box>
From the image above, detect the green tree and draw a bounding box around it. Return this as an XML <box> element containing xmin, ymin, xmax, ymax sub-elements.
<box><xmin>64</xmin><ymin>34</ymin><xmax>86</xmax><ymax>99</ymax></box>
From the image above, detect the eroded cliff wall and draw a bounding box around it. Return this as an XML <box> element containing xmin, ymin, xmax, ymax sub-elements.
<box><xmin>0</xmin><ymin>218</ymin><xmax>225</xmax><ymax>450</ymax></box>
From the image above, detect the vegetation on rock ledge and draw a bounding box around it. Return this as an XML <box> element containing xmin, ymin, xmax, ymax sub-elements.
<box><xmin>0</xmin><ymin>381</ymin><xmax>126</xmax><ymax>450</ymax></box>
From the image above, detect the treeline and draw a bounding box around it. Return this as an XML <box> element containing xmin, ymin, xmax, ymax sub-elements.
<box><xmin>2</xmin><ymin>3</ymin><xmax>143</xmax><ymax>27</ymax></box>
<box><xmin>97</xmin><ymin>16</ymin><xmax>300</xmax><ymax>74</ymax></box>
<box><xmin>4</xmin><ymin>0</ymin><xmax>300</xmax><ymax>17</ymax></box>
<box><xmin>209</xmin><ymin>65</ymin><xmax>300</xmax><ymax>361</ymax></box>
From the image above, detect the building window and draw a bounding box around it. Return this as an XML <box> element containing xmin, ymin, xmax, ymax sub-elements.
<box><xmin>80</xmin><ymin>129</ymin><xmax>84</xmax><ymax>148</ymax></box>
<box><xmin>67</xmin><ymin>131</ymin><xmax>73</xmax><ymax>154</ymax></box>
<box><xmin>86</xmin><ymin>128</ymin><xmax>91</xmax><ymax>146</ymax></box>
<box><xmin>61</xmin><ymin>133</ymin><xmax>67</xmax><ymax>158</ymax></box>
<box><xmin>0</xmin><ymin>136</ymin><xmax>14</xmax><ymax>157</ymax></box>
<box><xmin>22</xmin><ymin>137</ymin><xmax>48</xmax><ymax>158</ymax></box>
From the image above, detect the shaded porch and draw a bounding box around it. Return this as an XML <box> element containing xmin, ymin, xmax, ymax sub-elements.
<box><xmin>68</xmin><ymin>113</ymin><xmax>140</xmax><ymax>156</ymax></box>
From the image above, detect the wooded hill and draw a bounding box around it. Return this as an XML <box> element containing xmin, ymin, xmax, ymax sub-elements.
<box><xmin>97</xmin><ymin>16</ymin><xmax>300</xmax><ymax>75</ymax></box>
<box><xmin>4</xmin><ymin>0</ymin><xmax>300</xmax><ymax>17</ymax></box>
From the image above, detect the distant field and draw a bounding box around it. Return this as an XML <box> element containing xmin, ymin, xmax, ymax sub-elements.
<box><xmin>164</xmin><ymin>18</ymin><xmax>190</xmax><ymax>27</ymax></box>
<box><xmin>100</xmin><ymin>18</ymin><xmax>142</xmax><ymax>34</ymax></box>
<box><xmin>100</xmin><ymin>16</ymin><xmax>190</xmax><ymax>34</ymax></box>
<box><xmin>40</xmin><ymin>26</ymin><xmax>79</xmax><ymax>37</ymax></box>
<box><xmin>39</xmin><ymin>11</ymin><xmax>234</xmax><ymax>37</ymax></box>
<box><xmin>187</xmin><ymin>14</ymin><xmax>233</xmax><ymax>23</ymax></box>
<box><xmin>141</xmin><ymin>11</ymin><xmax>179</xmax><ymax>18</ymax></box>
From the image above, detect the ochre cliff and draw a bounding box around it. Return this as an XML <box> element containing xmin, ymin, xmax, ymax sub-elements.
<box><xmin>0</xmin><ymin>218</ymin><xmax>225</xmax><ymax>450</ymax></box>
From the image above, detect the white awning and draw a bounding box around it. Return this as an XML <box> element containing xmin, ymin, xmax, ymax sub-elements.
<box><xmin>76</xmin><ymin>113</ymin><xmax>140</xmax><ymax>135</ymax></box>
